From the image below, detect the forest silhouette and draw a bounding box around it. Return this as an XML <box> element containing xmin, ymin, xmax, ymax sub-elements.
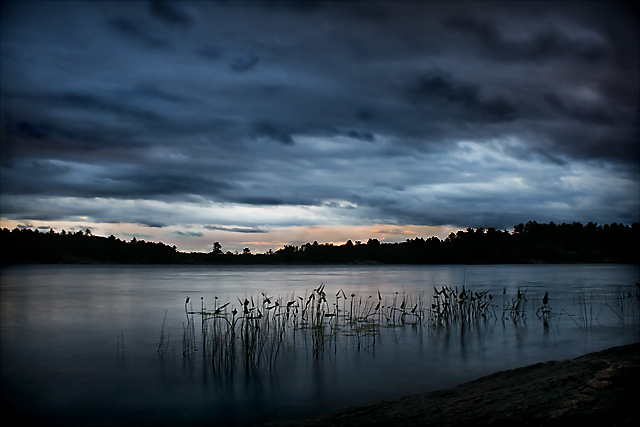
<box><xmin>1</xmin><ymin>221</ymin><xmax>638</xmax><ymax>265</ymax></box>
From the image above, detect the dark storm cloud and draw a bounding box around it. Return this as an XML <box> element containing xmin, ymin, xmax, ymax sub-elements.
<box><xmin>2</xmin><ymin>116</ymin><xmax>143</xmax><ymax>167</ymax></box>
<box><xmin>63</xmin><ymin>92</ymin><xmax>163</xmax><ymax>121</ymax></box>
<box><xmin>1</xmin><ymin>156</ymin><xmax>237</xmax><ymax>199</ymax></box>
<box><xmin>110</xmin><ymin>17</ymin><xmax>170</xmax><ymax>49</ymax></box>
<box><xmin>235</xmin><ymin>197</ymin><xmax>284</xmax><ymax>206</ymax></box>
<box><xmin>409</xmin><ymin>72</ymin><xmax>479</xmax><ymax>106</ymax></box>
<box><xmin>254</xmin><ymin>122</ymin><xmax>294</xmax><ymax>145</ymax></box>
<box><xmin>230</xmin><ymin>53</ymin><xmax>259</xmax><ymax>72</ymax></box>
<box><xmin>443</xmin><ymin>16</ymin><xmax>609</xmax><ymax>63</ymax></box>
<box><xmin>137</xmin><ymin>85</ymin><xmax>199</xmax><ymax>105</ymax></box>
<box><xmin>204</xmin><ymin>225</ymin><xmax>268</xmax><ymax>234</ymax></box>
<box><xmin>141</xmin><ymin>222</ymin><xmax>165</xmax><ymax>229</ymax></box>
<box><xmin>347</xmin><ymin>130</ymin><xmax>375</xmax><ymax>142</ymax></box>
<box><xmin>407</xmin><ymin>71</ymin><xmax>517</xmax><ymax>122</ymax></box>
<box><xmin>109</xmin><ymin>173</ymin><xmax>235</xmax><ymax>198</ymax></box>
<box><xmin>234</xmin><ymin>0</ymin><xmax>390</xmax><ymax>22</ymax></box>
<box><xmin>1</xmin><ymin>0</ymin><xmax>638</xmax><ymax>232</ymax></box>
<box><xmin>148</xmin><ymin>0</ymin><xmax>195</xmax><ymax>28</ymax></box>
<box><xmin>195</xmin><ymin>46</ymin><xmax>220</xmax><ymax>60</ymax></box>
<box><xmin>171</xmin><ymin>230</ymin><xmax>203</xmax><ymax>237</ymax></box>
<box><xmin>3</xmin><ymin>90</ymin><xmax>162</xmax><ymax>129</ymax></box>
<box><xmin>543</xmin><ymin>93</ymin><xmax>614</xmax><ymax>126</ymax></box>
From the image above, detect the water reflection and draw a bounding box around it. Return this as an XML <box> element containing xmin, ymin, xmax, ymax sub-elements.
<box><xmin>1</xmin><ymin>264</ymin><xmax>638</xmax><ymax>426</ymax></box>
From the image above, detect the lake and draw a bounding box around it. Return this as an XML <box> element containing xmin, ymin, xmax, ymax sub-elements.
<box><xmin>1</xmin><ymin>264</ymin><xmax>639</xmax><ymax>426</ymax></box>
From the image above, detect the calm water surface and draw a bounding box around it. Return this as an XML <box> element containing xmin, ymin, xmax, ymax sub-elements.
<box><xmin>1</xmin><ymin>264</ymin><xmax>639</xmax><ymax>426</ymax></box>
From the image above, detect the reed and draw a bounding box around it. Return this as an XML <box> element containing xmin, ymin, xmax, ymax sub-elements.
<box><xmin>428</xmin><ymin>285</ymin><xmax>496</xmax><ymax>327</ymax></box>
<box><xmin>174</xmin><ymin>285</ymin><xmax>475</xmax><ymax>372</ymax></box>
<box><xmin>183</xmin><ymin>301</ymin><xmax>197</xmax><ymax>355</ymax></box>
<box><xmin>157</xmin><ymin>310</ymin><xmax>171</xmax><ymax>353</ymax></box>
<box><xmin>161</xmin><ymin>283</ymin><xmax>638</xmax><ymax>374</ymax></box>
<box><xmin>535</xmin><ymin>284</ymin><xmax>640</xmax><ymax>330</ymax></box>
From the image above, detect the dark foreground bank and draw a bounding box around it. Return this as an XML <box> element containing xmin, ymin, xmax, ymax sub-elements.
<box><xmin>260</xmin><ymin>342</ymin><xmax>639</xmax><ymax>427</ymax></box>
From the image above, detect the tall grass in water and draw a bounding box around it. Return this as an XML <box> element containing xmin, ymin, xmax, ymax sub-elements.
<box><xmin>501</xmin><ymin>288</ymin><xmax>527</xmax><ymax>321</ymax></box>
<box><xmin>161</xmin><ymin>283</ymin><xmax>638</xmax><ymax>374</ymax></box>
<box><xmin>537</xmin><ymin>284</ymin><xmax>640</xmax><ymax>329</ymax></box>
<box><xmin>587</xmin><ymin>285</ymin><xmax>639</xmax><ymax>327</ymax></box>
<box><xmin>183</xmin><ymin>302</ymin><xmax>197</xmax><ymax>355</ymax></box>
<box><xmin>428</xmin><ymin>285</ymin><xmax>497</xmax><ymax>327</ymax></box>
<box><xmin>157</xmin><ymin>310</ymin><xmax>172</xmax><ymax>353</ymax></box>
<box><xmin>598</xmin><ymin>284</ymin><xmax>640</xmax><ymax>324</ymax></box>
<box><xmin>170</xmin><ymin>285</ymin><xmax>480</xmax><ymax>373</ymax></box>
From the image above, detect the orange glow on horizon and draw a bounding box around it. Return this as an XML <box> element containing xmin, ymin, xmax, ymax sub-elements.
<box><xmin>1</xmin><ymin>217</ymin><xmax>462</xmax><ymax>254</ymax></box>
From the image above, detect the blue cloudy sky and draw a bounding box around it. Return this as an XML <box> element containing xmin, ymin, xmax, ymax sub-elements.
<box><xmin>1</xmin><ymin>1</ymin><xmax>638</xmax><ymax>253</ymax></box>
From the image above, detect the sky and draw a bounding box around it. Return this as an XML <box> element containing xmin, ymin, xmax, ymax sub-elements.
<box><xmin>1</xmin><ymin>1</ymin><xmax>638</xmax><ymax>253</ymax></box>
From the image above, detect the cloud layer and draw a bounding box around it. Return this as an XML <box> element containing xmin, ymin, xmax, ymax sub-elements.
<box><xmin>1</xmin><ymin>1</ymin><xmax>638</xmax><ymax>251</ymax></box>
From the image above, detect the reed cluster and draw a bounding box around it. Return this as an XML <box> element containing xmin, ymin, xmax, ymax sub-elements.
<box><xmin>174</xmin><ymin>285</ymin><xmax>488</xmax><ymax>372</ymax></box>
<box><xmin>428</xmin><ymin>286</ymin><xmax>498</xmax><ymax>326</ymax></box>
<box><xmin>172</xmin><ymin>285</ymin><xmax>428</xmax><ymax>371</ymax></box>
<box><xmin>532</xmin><ymin>284</ymin><xmax>640</xmax><ymax>329</ymax></box>
<box><xmin>161</xmin><ymin>283</ymin><xmax>639</xmax><ymax>373</ymax></box>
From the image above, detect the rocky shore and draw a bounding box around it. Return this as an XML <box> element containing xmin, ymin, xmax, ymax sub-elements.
<box><xmin>261</xmin><ymin>342</ymin><xmax>639</xmax><ymax>427</ymax></box>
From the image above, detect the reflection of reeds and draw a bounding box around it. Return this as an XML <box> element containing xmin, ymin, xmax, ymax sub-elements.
<box><xmin>164</xmin><ymin>283</ymin><xmax>639</xmax><ymax>374</ymax></box>
<box><xmin>116</xmin><ymin>330</ymin><xmax>125</xmax><ymax>364</ymax></box>
<box><xmin>157</xmin><ymin>310</ymin><xmax>170</xmax><ymax>353</ymax></box>
<box><xmin>117</xmin><ymin>330</ymin><xmax>125</xmax><ymax>355</ymax></box>
<box><xmin>183</xmin><ymin>302</ymin><xmax>197</xmax><ymax>355</ymax></box>
<box><xmin>173</xmin><ymin>285</ymin><xmax>480</xmax><ymax>373</ymax></box>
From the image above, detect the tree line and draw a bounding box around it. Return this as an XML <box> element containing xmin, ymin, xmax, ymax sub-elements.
<box><xmin>1</xmin><ymin>221</ymin><xmax>638</xmax><ymax>265</ymax></box>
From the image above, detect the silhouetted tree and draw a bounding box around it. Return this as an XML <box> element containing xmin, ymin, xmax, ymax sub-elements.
<box><xmin>2</xmin><ymin>221</ymin><xmax>638</xmax><ymax>265</ymax></box>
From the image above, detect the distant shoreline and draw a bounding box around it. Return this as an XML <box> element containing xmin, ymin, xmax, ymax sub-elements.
<box><xmin>3</xmin><ymin>222</ymin><xmax>639</xmax><ymax>265</ymax></box>
<box><xmin>260</xmin><ymin>342</ymin><xmax>640</xmax><ymax>427</ymax></box>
